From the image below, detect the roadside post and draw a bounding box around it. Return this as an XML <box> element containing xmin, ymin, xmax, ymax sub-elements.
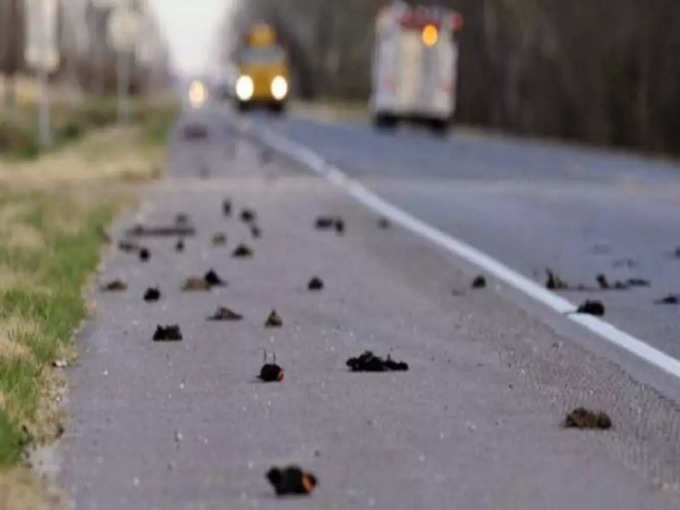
<box><xmin>107</xmin><ymin>3</ymin><xmax>142</xmax><ymax>123</ymax></box>
<box><xmin>24</xmin><ymin>0</ymin><xmax>59</xmax><ymax>147</ymax></box>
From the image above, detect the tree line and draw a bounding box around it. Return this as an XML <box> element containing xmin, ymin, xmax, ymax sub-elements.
<box><xmin>0</xmin><ymin>0</ymin><xmax>170</xmax><ymax>108</ymax></box>
<box><xmin>227</xmin><ymin>0</ymin><xmax>680</xmax><ymax>155</ymax></box>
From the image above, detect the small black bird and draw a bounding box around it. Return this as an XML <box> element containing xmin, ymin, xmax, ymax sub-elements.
<box><xmin>334</xmin><ymin>218</ymin><xmax>345</xmax><ymax>234</ymax></box>
<box><xmin>266</xmin><ymin>465</ymin><xmax>317</xmax><ymax>496</ymax></box>
<box><xmin>212</xmin><ymin>233</ymin><xmax>227</xmax><ymax>246</ymax></box>
<box><xmin>596</xmin><ymin>274</ymin><xmax>610</xmax><ymax>290</ymax></box>
<box><xmin>471</xmin><ymin>275</ymin><xmax>486</xmax><ymax>289</ymax></box>
<box><xmin>315</xmin><ymin>217</ymin><xmax>334</xmax><ymax>230</ymax></box>
<box><xmin>118</xmin><ymin>240</ymin><xmax>138</xmax><ymax>253</ymax></box>
<box><xmin>265</xmin><ymin>310</ymin><xmax>283</xmax><ymax>328</ymax></box>
<box><xmin>576</xmin><ymin>300</ymin><xmax>605</xmax><ymax>316</ymax></box>
<box><xmin>144</xmin><ymin>287</ymin><xmax>161</xmax><ymax>302</ymax></box>
<box><xmin>223</xmin><ymin>199</ymin><xmax>232</xmax><ymax>217</ymax></box>
<box><xmin>308</xmin><ymin>277</ymin><xmax>324</xmax><ymax>291</ymax></box>
<box><xmin>565</xmin><ymin>407</ymin><xmax>612</xmax><ymax>430</ymax></box>
<box><xmin>346</xmin><ymin>351</ymin><xmax>409</xmax><ymax>372</ymax></box>
<box><xmin>546</xmin><ymin>269</ymin><xmax>568</xmax><ymax>290</ymax></box>
<box><xmin>232</xmin><ymin>244</ymin><xmax>253</xmax><ymax>258</ymax></box>
<box><xmin>251</xmin><ymin>225</ymin><xmax>261</xmax><ymax>239</ymax></box>
<box><xmin>207</xmin><ymin>307</ymin><xmax>243</xmax><ymax>321</ymax></box>
<box><xmin>139</xmin><ymin>248</ymin><xmax>150</xmax><ymax>262</ymax></box>
<box><xmin>153</xmin><ymin>325</ymin><xmax>182</xmax><ymax>342</ymax></box>
<box><xmin>259</xmin><ymin>352</ymin><xmax>284</xmax><ymax>382</ymax></box>
<box><xmin>175</xmin><ymin>238</ymin><xmax>185</xmax><ymax>252</ymax></box>
<box><xmin>204</xmin><ymin>269</ymin><xmax>226</xmax><ymax>287</ymax></box>
<box><xmin>655</xmin><ymin>295</ymin><xmax>680</xmax><ymax>305</ymax></box>
<box><xmin>240</xmin><ymin>209</ymin><xmax>256</xmax><ymax>223</ymax></box>
<box><xmin>101</xmin><ymin>279</ymin><xmax>127</xmax><ymax>292</ymax></box>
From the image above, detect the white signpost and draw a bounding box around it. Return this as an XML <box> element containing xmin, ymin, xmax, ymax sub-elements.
<box><xmin>25</xmin><ymin>0</ymin><xmax>59</xmax><ymax>147</ymax></box>
<box><xmin>107</xmin><ymin>4</ymin><xmax>142</xmax><ymax>123</ymax></box>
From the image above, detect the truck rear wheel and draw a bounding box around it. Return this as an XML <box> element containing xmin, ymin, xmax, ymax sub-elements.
<box><xmin>374</xmin><ymin>113</ymin><xmax>398</xmax><ymax>130</ymax></box>
<box><xmin>429</xmin><ymin>118</ymin><xmax>450</xmax><ymax>135</ymax></box>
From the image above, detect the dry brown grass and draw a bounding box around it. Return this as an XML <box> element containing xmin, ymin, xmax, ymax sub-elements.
<box><xmin>0</xmin><ymin>125</ymin><xmax>164</xmax><ymax>183</ymax></box>
<box><xmin>0</xmin><ymin>112</ymin><xmax>172</xmax><ymax>508</ymax></box>
<box><xmin>0</xmin><ymin>467</ymin><xmax>62</xmax><ymax>510</ymax></box>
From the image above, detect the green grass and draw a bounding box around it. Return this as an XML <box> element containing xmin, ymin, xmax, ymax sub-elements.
<box><xmin>0</xmin><ymin>97</ymin><xmax>179</xmax><ymax>161</ymax></box>
<box><xmin>0</xmin><ymin>191</ymin><xmax>116</xmax><ymax>466</ymax></box>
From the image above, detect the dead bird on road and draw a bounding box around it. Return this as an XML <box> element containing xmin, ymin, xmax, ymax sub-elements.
<box><xmin>118</xmin><ymin>240</ymin><xmax>139</xmax><ymax>253</ymax></box>
<box><xmin>101</xmin><ymin>279</ymin><xmax>127</xmax><ymax>292</ymax></box>
<box><xmin>183</xmin><ymin>277</ymin><xmax>210</xmax><ymax>291</ymax></box>
<box><xmin>127</xmin><ymin>223</ymin><xmax>195</xmax><ymax>238</ymax></box>
<box><xmin>596</xmin><ymin>274</ymin><xmax>628</xmax><ymax>290</ymax></box>
<box><xmin>546</xmin><ymin>269</ymin><xmax>568</xmax><ymax>290</ymax></box>
<box><xmin>207</xmin><ymin>307</ymin><xmax>243</xmax><ymax>321</ymax></box>
<box><xmin>153</xmin><ymin>325</ymin><xmax>183</xmax><ymax>342</ymax></box>
<box><xmin>144</xmin><ymin>287</ymin><xmax>161</xmax><ymax>302</ymax></box>
<box><xmin>258</xmin><ymin>351</ymin><xmax>284</xmax><ymax>382</ymax></box>
<box><xmin>308</xmin><ymin>277</ymin><xmax>324</xmax><ymax>291</ymax></box>
<box><xmin>655</xmin><ymin>295</ymin><xmax>680</xmax><ymax>305</ymax></box>
<box><xmin>265</xmin><ymin>310</ymin><xmax>283</xmax><ymax>328</ymax></box>
<box><xmin>346</xmin><ymin>351</ymin><xmax>409</xmax><ymax>372</ymax></box>
<box><xmin>471</xmin><ymin>275</ymin><xmax>486</xmax><ymax>289</ymax></box>
<box><xmin>240</xmin><ymin>209</ymin><xmax>256</xmax><ymax>223</ymax></box>
<box><xmin>314</xmin><ymin>215</ymin><xmax>345</xmax><ymax>233</ymax></box>
<box><xmin>266</xmin><ymin>465</ymin><xmax>317</xmax><ymax>496</ymax></box>
<box><xmin>232</xmin><ymin>244</ymin><xmax>253</xmax><ymax>258</ymax></box>
<box><xmin>564</xmin><ymin>407</ymin><xmax>612</xmax><ymax>430</ymax></box>
<box><xmin>204</xmin><ymin>269</ymin><xmax>226</xmax><ymax>287</ymax></box>
<box><xmin>574</xmin><ymin>300</ymin><xmax>605</xmax><ymax>317</ymax></box>
<box><xmin>315</xmin><ymin>216</ymin><xmax>334</xmax><ymax>230</ymax></box>
<box><xmin>334</xmin><ymin>218</ymin><xmax>345</xmax><ymax>234</ymax></box>
<box><xmin>212</xmin><ymin>233</ymin><xmax>227</xmax><ymax>246</ymax></box>
<box><xmin>182</xmin><ymin>270</ymin><xmax>226</xmax><ymax>291</ymax></box>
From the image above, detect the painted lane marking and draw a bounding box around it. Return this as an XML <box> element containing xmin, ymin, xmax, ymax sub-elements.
<box><xmin>253</xmin><ymin>125</ymin><xmax>680</xmax><ymax>380</ymax></box>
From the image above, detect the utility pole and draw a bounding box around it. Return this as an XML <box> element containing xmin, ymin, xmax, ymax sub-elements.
<box><xmin>25</xmin><ymin>0</ymin><xmax>59</xmax><ymax>147</ymax></box>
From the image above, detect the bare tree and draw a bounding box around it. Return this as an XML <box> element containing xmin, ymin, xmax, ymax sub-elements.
<box><xmin>0</xmin><ymin>0</ymin><xmax>26</xmax><ymax>108</ymax></box>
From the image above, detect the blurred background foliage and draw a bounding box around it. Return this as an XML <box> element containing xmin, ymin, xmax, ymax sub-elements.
<box><xmin>0</xmin><ymin>0</ymin><xmax>173</xmax><ymax>159</ymax></box>
<box><xmin>226</xmin><ymin>0</ymin><xmax>680</xmax><ymax>154</ymax></box>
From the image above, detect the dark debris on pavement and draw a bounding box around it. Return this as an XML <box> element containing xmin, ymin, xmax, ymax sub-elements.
<box><xmin>346</xmin><ymin>351</ymin><xmax>409</xmax><ymax>372</ymax></box>
<box><xmin>153</xmin><ymin>325</ymin><xmax>183</xmax><ymax>342</ymax></box>
<box><xmin>565</xmin><ymin>407</ymin><xmax>612</xmax><ymax>430</ymax></box>
<box><xmin>266</xmin><ymin>466</ymin><xmax>317</xmax><ymax>496</ymax></box>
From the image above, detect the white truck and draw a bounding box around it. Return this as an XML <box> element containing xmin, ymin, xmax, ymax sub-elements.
<box><xmin>371</xmin><ymin>2</ymin><xmax>463</xmax><ymax>131</ymax></box>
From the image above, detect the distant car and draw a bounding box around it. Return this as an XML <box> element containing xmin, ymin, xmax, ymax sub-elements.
<box><xmin>234</xmin><ymin>23</ymin><xmax>290</xmax><ymax>113</ymax></box>
<box><xmin>371</xmin><ymin>2</ymin><xmax>463</xmax><ymax>132</ymax></box>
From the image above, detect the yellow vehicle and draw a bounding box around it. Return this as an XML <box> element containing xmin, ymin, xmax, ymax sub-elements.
<box><xmin>235</xmin><ymin>23</ymin><xmax>290</xmax><ymax>112</ymax></box>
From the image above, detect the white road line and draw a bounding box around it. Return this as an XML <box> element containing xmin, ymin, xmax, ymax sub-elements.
<box><xmin>255</xmin><ymin>125</ymin><xmax>680</xmax><ymax>380</ymax></box>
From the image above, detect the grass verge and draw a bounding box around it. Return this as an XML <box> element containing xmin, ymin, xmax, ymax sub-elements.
<box><xmin>0</xmin><ymin>97</ymin><xmax>177</xmax><ymax>508</ymax></box>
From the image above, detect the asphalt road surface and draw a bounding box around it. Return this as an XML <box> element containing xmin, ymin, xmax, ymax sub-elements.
<box><xmin>254</xmin><ymin>112</ymin><xmax>680</xmax><ymax>362</ymax></box>
<box><xmin>57</xmin><ymin>106</ymin><xmax>680</xmax><ymax>509</ymax></box>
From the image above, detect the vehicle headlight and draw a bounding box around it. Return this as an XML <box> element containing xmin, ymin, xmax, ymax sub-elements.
<box><xmin>188</xmin><ymin>80</ymin><xmax>207</xmax><ymax>108</ymax></box>
<box><xmin>271</xmin><ymin>76</ymin><xmax>288</xmax><ymax>101</ymax></box>
<box><xmin>236</xmin><ymin>75</ymin><xmax>254</xmax><ymax>101</ymax></box>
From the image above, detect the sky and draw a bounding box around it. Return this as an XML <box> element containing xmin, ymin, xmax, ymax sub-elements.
<box><xmin>148</xmin><ymin>0</ymin><xmax>235</xmax><ymax>75</ymax></box>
